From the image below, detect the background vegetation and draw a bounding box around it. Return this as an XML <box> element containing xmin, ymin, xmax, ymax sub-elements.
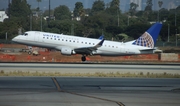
<box><xmin>0</xmin><ymin>0</ymin><xmax>180</xmax><ymax>44</ymax></box>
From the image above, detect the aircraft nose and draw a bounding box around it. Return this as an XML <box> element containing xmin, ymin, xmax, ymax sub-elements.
<box><xmin>12</xmin><ymin>37</ymin><xmax>17</xmax><ymax>42</ymax></box>
<box><xmin>12</xmin><ymin>36</ymin><xmax>20</xmax><ymax>42</ymax></box>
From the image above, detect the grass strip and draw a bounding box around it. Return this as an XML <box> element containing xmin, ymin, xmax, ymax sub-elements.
<box><xmin>0</xmin><ymin>70</ymin><xmax>180</xmax><ymax>78</ymax></box>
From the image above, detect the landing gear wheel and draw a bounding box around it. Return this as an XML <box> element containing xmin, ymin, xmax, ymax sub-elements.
<box><xmin>81</xmin><ymin>56</ymin><xmax>86</xmax><ymax>61</ymax></box>
<box><xmin>28</xmin><ymin>51</ymin><xmax>32</xmax><ymax>55</ymax></box>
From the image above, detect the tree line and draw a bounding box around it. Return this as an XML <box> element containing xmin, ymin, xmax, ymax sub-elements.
<box><xmin>0</xmin><ymin>0</ymin><xmax>180</xmax><ymax>42</ymax></box>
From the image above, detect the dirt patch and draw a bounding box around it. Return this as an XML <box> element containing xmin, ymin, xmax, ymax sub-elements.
<box><xmin>0</xmin><ymin>44</ymin><xmax>180</xmax><ymax>62</ymax></box>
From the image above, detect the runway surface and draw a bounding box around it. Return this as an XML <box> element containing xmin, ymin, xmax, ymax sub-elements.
<box><xmin>0</xmin><ymin>63</ymin><xmax>180</xmax><ymax>106</ymax></box>
<box><xmin>0</xmin><ymin>77</ymin><xmax>180</xmax><ymax>106</ymax></box>
<box><xmin>1</xmin><ymin>63</ymin><xmax>180</xmax><ymax>74</ymax></box>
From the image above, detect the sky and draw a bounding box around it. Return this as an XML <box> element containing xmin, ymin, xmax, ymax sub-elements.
<box><xmin>0</xmin><ymin>0</ymin><xmax>179</xmax><ymax>12</ymax></box>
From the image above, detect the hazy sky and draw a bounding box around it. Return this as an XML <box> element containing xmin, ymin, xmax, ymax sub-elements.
<box><xmin>0</xmin><ymin>0</ymin><xmax>179</xmax><ymax>12</ymax></box>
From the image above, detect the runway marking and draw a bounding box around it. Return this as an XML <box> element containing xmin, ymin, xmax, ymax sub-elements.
<box><xmin>52</xmin><ymin>77</ymin><xmax>125</xmax><ymax>106</ymax></box>
<box><xmin>63</xmin><ymin>91</ymin><xmax>125</xmax><ymax>106</ymax></box>
<box><xmin>51</xmin><ymin>77</ymin><xmax>61</xmax><ymax>91</ymax></box>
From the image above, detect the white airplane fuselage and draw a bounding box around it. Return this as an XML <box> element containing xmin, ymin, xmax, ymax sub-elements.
<box><xmin>12</xmin><ymin>31</ymin><xmax>154</xmax><ymax>56</ymax></box>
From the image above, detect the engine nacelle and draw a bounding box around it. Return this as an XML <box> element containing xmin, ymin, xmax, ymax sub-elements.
<box><xmin>61</xmin><ymin>47</ymin><xmax>75</xmax><ymax>55</ymax></box>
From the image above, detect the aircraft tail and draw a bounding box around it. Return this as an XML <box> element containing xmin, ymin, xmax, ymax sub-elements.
<box><xmin>132</xmin><ymin>23</ymin><xmax>162</xmax><ymax>49</ymax></box>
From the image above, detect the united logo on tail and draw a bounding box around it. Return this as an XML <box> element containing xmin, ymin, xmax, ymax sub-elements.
<box><xmin>132</xmin><ymin>23</ymin><xmax>162</xmax><ymax>49</ymax></box>
<box><xmin>132</xmin><ymin>32</ymin><xmax>154</xmax><ymax>48</ymax></box>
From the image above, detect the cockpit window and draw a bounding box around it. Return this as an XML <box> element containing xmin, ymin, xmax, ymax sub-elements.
<box><xmin>24</xmin><ymin>33</ymin><xmax>28</xmax><ymax>36</ymax></box>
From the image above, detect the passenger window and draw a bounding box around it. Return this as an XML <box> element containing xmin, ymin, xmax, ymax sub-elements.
<box><xmin>24</xmin><ymin>33</ymin><xmax>28</xmax><ymax>36</ymax></box>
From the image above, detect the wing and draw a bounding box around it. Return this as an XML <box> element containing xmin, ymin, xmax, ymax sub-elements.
<box><xmin>74</xmin><ymin>39</ymin><xmax>105</xmax><ymax>55</ymax></box>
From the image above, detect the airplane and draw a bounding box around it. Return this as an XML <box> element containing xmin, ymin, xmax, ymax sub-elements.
<box><xmin>12</xmin><ymin>22</ymin><xmax>162</xmax><ymax>61</ymax></box>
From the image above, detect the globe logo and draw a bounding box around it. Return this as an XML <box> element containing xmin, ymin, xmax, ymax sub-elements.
<box><xmin>132</xmin><ymin>32</ymin><xmax>154</xmax><ymax>48</ymax></box>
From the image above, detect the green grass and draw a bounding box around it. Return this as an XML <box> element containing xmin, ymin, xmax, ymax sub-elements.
<box><xmin>0</xmin><ymin>70</ymin><xmax>180</xmax><ymax>78</ymax></box>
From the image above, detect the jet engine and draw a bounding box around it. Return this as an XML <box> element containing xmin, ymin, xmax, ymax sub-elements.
<box><xmin>61</xmin><ymin>47</ymin><xmax>76</xmax><ymax>55</ymax></box>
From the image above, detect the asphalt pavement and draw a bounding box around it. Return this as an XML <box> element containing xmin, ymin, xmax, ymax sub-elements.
<box><xmin>0</xmin><ymin>77</ymin><xmax>180</xmax><ymax>106</ymax></box>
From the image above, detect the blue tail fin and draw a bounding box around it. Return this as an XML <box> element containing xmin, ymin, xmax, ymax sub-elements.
<box><xmin>132</xmin><ymin>23</ymin><xmax>162</xmax><ymax>48</ymax></box>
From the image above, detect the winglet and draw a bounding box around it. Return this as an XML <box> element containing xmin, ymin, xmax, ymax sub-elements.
<box><xmin>132</xmin><ymin>23</ymin><xmax>162</xmax><ymax>48</ymax></box>
<box><xmin>95</xmin><ymin>39</ymin><xmax>105</xmax><ymax>48</ymax></box>
<box><xmin>98</xmin><ymin>35</ymin><xmax>104</xmax><ymax>40</ymax></box>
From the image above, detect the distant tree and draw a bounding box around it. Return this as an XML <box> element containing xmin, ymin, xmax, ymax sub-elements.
<box><xmin>106</xmin><ymin>0</ymin><xmax>120</xmax><ymax>15</ymax></box>
<box><xmin>43</xmin><ymin>9</ymin><xmax>54</xmax><ymax>17</ymax></box>
<box><xmin>73</xmin><ymin>21</ymin><xmax>84</xmax><ymax>37</ymax></box>
<box><xmin>144</xmin><ymin>0</ymin><xmax>153</xmax><ymax>11</ymax></box>
<box><xmin>4</xmin><ymin>0</ymin><xmax>31</xmax><ymax>37</ymax></box>
<box><xmin>9</xmin><ymin>0</ymin><xmax>31</xmax><ymax>18</ymax></box>
<box><xmin>80</xmin><ymin>12</ymin><xmax>110</xmax><ymax>38</ymax></box>
<box><xmin>0</xmin><ymin>18</ymin><xmax>20</xmax><ymax>39</ymax></box>
<box><xmin>129</xmin><ymin>2</ymin><xmax>139</xmax><ymax>16</ymax></box>
<box><xmin>159</xmin><ymin>23</ymin><xmax>178</xmax><ymax>41</ymax></box>
<box><xmin>159</xmin><ymin>24</ymin><xmax>168</xmax><ymax>41</ymax></box>
<box><xmin>73</xmin><ymin>2</ymin><xmax>84</xmax><ymax>17</ymax></box>
<box><xmin>47</xmin><ymin>20</ymin><xmax>73</xmax><ymax>34</ymax></box>
<box><xmin>158</xmin><ymin>1</ymin><xmax>163</xmax><ymax>8</ymax></box>
<box><xmin>54</xmin><ymin>5</ymin><xmax>71</xmax><ymax>20</ymax></box>
<box><xmin>144</xmin><ymin>0</ymin><xmax>153</xmax><ymax>21</ymax></box>
<box><xmin>124</xmin><ymin>23</ymin><xmax>150</xmax><ymax>39</ymax></box>
<box><xmin>36</xmin><ymin>0</ymin><xmax>42</xmax><ymax>11</ymax></box>
<box><xmin>106</xmin><ymin>25</ymin><xmax>122</xmax><ymax>36</ymax></box>
<box><xmin>84</xmin><ymin>8</ymin><xmax>91</xmax><ymax>15</ymax></box>
<box><xmin>91</xmin><ymin>0</ymin><xmax>105</xmax><ymax>15</ymax></box>
<box><xmin>158</xmin><ymin>1</ymin><xmax>163</xmax><ymax>21</ymax></box>
<box><xmin>160</xmin><ymin>8</ymin><xmax>169</xmax><ymax>19</ymax></box>
<box><xmin>135</xmin><ymin>11</ymin><xmax>144</xmax><ymax>17</ymax></box>
<box><xmin>110</xmin><ymin>0</ymin><xmax>120</xmax><ymax>9</ymax></box>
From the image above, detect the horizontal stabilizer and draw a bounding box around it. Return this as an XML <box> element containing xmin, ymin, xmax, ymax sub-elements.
<box><xmin>140</xmin><ymin>49</ymin><xmax>155</xmax><ymax>51</ymax></box>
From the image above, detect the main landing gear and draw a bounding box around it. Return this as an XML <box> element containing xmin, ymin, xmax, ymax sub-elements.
<box><xmin>81</xmin><ymin>55</ymin><xmax>86</xmax><ymax>61</ymax></box>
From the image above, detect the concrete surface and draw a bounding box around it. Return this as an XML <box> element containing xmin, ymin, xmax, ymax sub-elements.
<box><xmin>0</xmin><ymin>63</ymin><xmax>180</xmax><ymax>74</ymax></box>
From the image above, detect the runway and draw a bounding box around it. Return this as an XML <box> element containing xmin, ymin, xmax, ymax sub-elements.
<box><xmin>0</xmin><ymin>77</ymin><xmax>180</xmax><ymax>106</ymax></box>
<box><xmin>1</xmin><ymin>63</ymin><xmax>180</xmax><ymax>74</ymax></box>
<box><xmin>0</xmin><ymin>63</ymin><xmax>180</xmax><ymax>106</ymax></box>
